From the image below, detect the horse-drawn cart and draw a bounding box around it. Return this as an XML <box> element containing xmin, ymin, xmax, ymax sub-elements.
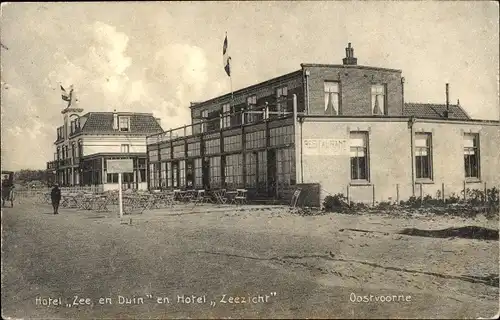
<box><xmin>1</xmin><ymin>170</ymin><xmax>15</xmax><ymax>208</ymax></box>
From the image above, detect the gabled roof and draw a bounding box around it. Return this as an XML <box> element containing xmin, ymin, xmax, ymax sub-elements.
<box><xmin>403</xmin><ymin>103</ymin><xmax>471</xmax><ymax>120</ymax></box>
<box><xmin>80</xmin><ymin>112</ymin><xmax>163</xmax><ymax>134</ymax></box>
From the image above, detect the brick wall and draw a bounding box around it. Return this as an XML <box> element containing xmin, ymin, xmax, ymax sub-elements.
<box><xmin>304</xmin><ymin>65</ymin><xmax>403</xmax><ymax>116</ymax></box>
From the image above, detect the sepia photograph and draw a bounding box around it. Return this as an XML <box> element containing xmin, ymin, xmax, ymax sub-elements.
<box><xmin>1</xmin><ymin>1</ymin><xmax>499</xmax><ymax>319</ymax></box>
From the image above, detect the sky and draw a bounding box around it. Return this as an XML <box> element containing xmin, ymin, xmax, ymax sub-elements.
<box><xmin>1</xmin><ymin>1</ymin><xmax>498</xmax><ymax>170</ymax></box>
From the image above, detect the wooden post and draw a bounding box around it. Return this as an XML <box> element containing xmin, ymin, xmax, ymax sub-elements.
<box><xmin>396</xmin><ymin>184</ymin><xmax>400</xmax><ymax>205</ymax></box>
<box><xmin>118</xmin><ymin>173</ymin><xmax>123</xmax><ymax>218</ymax></box>
<box><xmin>419</xmin><ymin>183</ymin><xmax>423</xmax><ymax>205</ymax></box>
<box><xmin>442</xmin><ymin>182</ymin><xmax>445</xmax><ymax>204</ymax></box>
<box><xmin>484</xmin><ymin>182</ymin><xmax>487</xmax><ymax>204</ymax></box>
<box><xmin>347</xmin><ymin>184</ymin><xmax>350</xmax><ymax>206</ymax></box>
<box><xmin>463</xmin><ymin>180</ymin><xmax>467</xmax><ymax>201</ymax></box>
<box><xmin>372</xmin><ymin>184</ymin><xmax>375</xmax><ymax>207</ymax></box>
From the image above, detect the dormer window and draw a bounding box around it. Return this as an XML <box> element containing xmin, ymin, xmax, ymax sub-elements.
<box><xmin>119</xmin><ymin>116</ymin><xmax>130</xmax><ymax>132</ymax></box>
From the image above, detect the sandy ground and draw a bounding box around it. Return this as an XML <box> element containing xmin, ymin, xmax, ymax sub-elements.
<box><xmin>2</xmin><ymin>199</ymin><xmax>499</xmax><ymax>319</ymax></box>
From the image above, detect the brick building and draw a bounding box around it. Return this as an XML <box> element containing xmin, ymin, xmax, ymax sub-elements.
<box><xmin>146</xmin><ymin>43</ymin><xmax>500</xmax><ymax>205</ymax></box>
<box><xmin>47</xmin><ymin>108</ymin><xmax>163</xmax><ymax>191</ymax></box>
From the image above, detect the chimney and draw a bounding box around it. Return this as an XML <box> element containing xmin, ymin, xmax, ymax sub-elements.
<box><xmin>112</xmin><ymin>110</ymin><xmax>118</xmax><ymax>130</ymax></box>
<box><xmin>342</xmin><ymin>42</ymin><xmax>357</xmax><ymax>65</ymax></box>
<box><xmin>444</xmin><ymin>83</ymin><xmax>450</xmax><ymax>118</ymax></box>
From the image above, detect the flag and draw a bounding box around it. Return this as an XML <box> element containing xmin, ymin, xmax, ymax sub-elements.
<box><xmin>223</xmin><ymin>35</ymin><xmax>231</xmax><ymax>77</ymax></box>
<box><xmin>61</xmin><ymin>85</ymin><xmax>70</xmax><ymax>101</ymax></box>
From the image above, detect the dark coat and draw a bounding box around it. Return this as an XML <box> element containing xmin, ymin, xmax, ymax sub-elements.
<box><xmin>51</xmin><ymin>186</ymin><xmax>61</xmax><ymax>202</ymax></box>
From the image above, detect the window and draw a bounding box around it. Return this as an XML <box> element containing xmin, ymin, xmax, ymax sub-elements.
<box><xmin>205</xmin><ymin>139</ymin><xmax>220</xmax><ymax>155</ymax></box>
<box><xmin>119</xmin><ymin>116</ymin><xmax>130</xmax><ymax>132</ymax></box>
<box><xmin>121</xmin><ymin>144</ymin><xmax>130</xmax><ymax>153</ymax></box>
<box><xmin>276</xmin><ymin>86</ymin><xmax>288</xmax><ymax>116</ymax></box>
<box><xmin>179</xmin><ymin>160</ymin><xmax>185</xmax><ymax>187</ymax></box>
<box><xmin>223</xmin><ymin>135</ymin><xmax>242</xmax><ymax>153</ymax></box>
<box><xmin>415</xmin><ymin>133</ymin><xmax>432</xmax><ymax>180</ymax></box>
<box><xmin>269</xmin><ymin>125</ymin><xmax>294</xmax><ymax>147</ymax></box>
<box><xmin>230</xmin><ymin>105</ymin><xmax>243</xmax><ymax>127</ymax></box>
<box><xmin>71</xmin><ymin>143</ymin><xmax>76</xmax><ymax>159</ymax></box>
<box><xmin>224</xmin><ymin>154</ymin><xmax>243</xmax><ymax>189</ymax></box>
<box><xmin>167</xmin><ymin>162</ymin><xmax>172</xmax><ymax>187</ymax></box>
<box><xmin>201</xmin><ymin>110</ymin><xmax>208</xmax><ymax>133</ymax></box>
<box><xmin>206</xmin><ymin>110</ymin><xmax>221</xmax><ymax>132</ymax></box>
<box><xmin>245</xmin><ymin>130</ymin><xmax>266</xmax><ymax>150</ymax></box>
<box><xmin>78</xmin><ymin>140</ymin><xmax>83</xmax><ymax>158</ymax></box>
<box><xmin>138</xmin><ymin>158</ymin><xmax>146</xmax><ymax>183</ymax></box>
<box><xmin>464</xmin><ymin>133</ymin><xmax>480</xmax><ymax>179</ymax></box>
<box><xmin>277</xmin><ymin>148</ymin><xmax>296</xmax><ymax>190</ymax></box>
<box><xmin>257</xmin><ymin>151</ymin><xmax>267</xmax><ymax>189</ymax></box>
<box><xmin>245</xmin><ymin>152</ymin><xmax>257</xmax><ymax>188</ymax></box>
<box><xmin>149</xmin><ymin>163</ymin><xmax>158</xmax><ymax>188</ymax></box>
<box><xmin>350</xmin><ymin>132</ymin><xmax>369</xmax><ymax>181</ymax></box>
<box><xmin>107</xmin><ymin>173</ymin><xmax>119</xmax><ymax>183</ymax></box>
<box><xmin>173</xmin><ymin>145</ymin><xmax>185</xmax><ymax>158</ymax></box>
<box><xmin>160</xmin><ymin>146</ymin><xmax>171</xmax><ymax>160</ymax></box>
<box><xmin>221</xmin><ymin>103</ymin><xmax>231</xmax><ymax>128</ymax></box>
<box><xmin>246</xmin><ymin>95</ymin><xmax>257</xmax><ymax>123</ymax></box>
<box><xmin>371</xmin><ymin>84</ymin><xmax>386</xmax><ymax>115</ymax></box>
<box><xmin>172</xmin><ymin>162</ymin><xmax>178</xmax><ymax>187</ymax></box>
<box><xmin>148</xmin><ymin>149</ymin><xmax>159</xmax><ymax>162</ymax></box>
<box><xmin>160</xmin><ymin>162</ymin><xmax>167</xmax><ymax>188</ymax></box>
<box><xmin>194</xmin><ymin>158</ymin><xmax>203</xmax><ymax>188</ymax></box>
<box><xmin>209</xmin><ymin>156</ymin><xmax>222</xmax><ymax>188</ymax></box>
<box><xmin>187</xmin><ymin>142</ymin><xmax>201</xmax><ymax>157</ymax></box>
<box><xmin>324</xmin><ymin>81</ymin><xmax>340</xmax><ymax>115</ymax></box>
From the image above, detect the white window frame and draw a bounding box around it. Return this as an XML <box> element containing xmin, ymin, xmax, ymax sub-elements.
<box><xmin>464</xmin><ymin>133</ymin><xmax>480</xmax><ymax>179</ymax></box>
<box><xmin>201</xmin><ymin>110</ymin><xmax>208</xmax><ymax>133</ymax></box>
<box><xmin>221</xmin><ymin>103</ymin><xmax>231</xmax><ymax>129</ymax></box>
<box><xmin>415</xmin><ymin>132</ymin><xmax>433</xmax><ymax>181</ymax></box>
<box><xmin>119</xmin><ymin>116</ymin><xmax>131</xmax><ymax>132</ymax></box>
<box><xmin>371</xmin><ymin>84</ymin><xmax>386</xmax><ymax>115</ymax></box>
<box><xmin>324</xmin><ymin>81</ymin><xmax>340</xmax><ymax>115</ymax></box>
<box><xmin>121</xmin><ymin>144</ymin><xmax>130</xmax><ymax>153</ymax></box>
<box><xmin>276</xmin><ymin>86</ymin><xmax>288</xmax><ymax>115</ymax></box>
<box><xmin>350</xmin><ymin>132</ymin><xmax>370</xmax><ymax>182</ymax></box>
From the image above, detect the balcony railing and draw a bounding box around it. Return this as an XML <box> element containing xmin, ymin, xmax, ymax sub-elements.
<box><xmin>146</xmin><ymin>96</ymin><xmax>298</xmax><ymax>145</ymax></box>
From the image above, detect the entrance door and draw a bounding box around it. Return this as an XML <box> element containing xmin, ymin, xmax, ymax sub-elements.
<box><xmin>202</xmin><ymin>158</ymin><xmax>210</xmax><ymax>189</ymax></box>
<box><xmin>267</xmin><ymin>149</ymin><xmax>277</xmax><ymax>197</ymax></box>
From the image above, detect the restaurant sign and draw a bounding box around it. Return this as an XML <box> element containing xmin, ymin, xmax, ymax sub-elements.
<box><xmin>303</xmin><ymin>139</ymin><xmax>349</xmax><ymax>156</ymax></box>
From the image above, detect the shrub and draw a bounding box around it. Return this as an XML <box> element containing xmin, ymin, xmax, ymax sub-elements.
<box><xmin>322</xmin><ymin>193</ymin><xmax>349</xmax><ymax>212</ymax></box>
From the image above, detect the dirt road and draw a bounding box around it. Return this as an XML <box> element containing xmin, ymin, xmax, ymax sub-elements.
<box><xmin>2</xmin><ymin>202</ymin><xmax>498</xmax><ymax>318</ymax></box>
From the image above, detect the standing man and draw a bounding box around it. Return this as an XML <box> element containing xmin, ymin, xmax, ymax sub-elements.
<box><xmin>51</xmin><ymin>184</ymin><xmax>61</xmax><ymax>214</ymax></box>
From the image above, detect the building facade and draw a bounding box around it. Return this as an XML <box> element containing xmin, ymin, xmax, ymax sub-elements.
<box><xmin>146</xmin><ymin>43</ymin><xmax>500</xmax><ymax>204</ymax></box>
<box><xmin>47</xmin><ymin>108</ymin><xmax>163</xmax><ymax>191</ymax></box>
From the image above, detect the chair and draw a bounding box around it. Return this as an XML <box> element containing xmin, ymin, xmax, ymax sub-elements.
<box><xmin>234</xmin><ymin>189</ymin><xmax>248</xmax><ymax>205</ymax></box>
<box><xmin>191</xmin><ymin>190</ymin><xmax>205</xmax><ymax>206</ymax></box>
<box><xmin>213</xmin><ymin>189</ymin><xmax>227</xmax><ymax>204</ymax></box>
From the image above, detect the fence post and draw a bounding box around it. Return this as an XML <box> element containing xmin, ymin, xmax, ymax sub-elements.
<box><xmin>463</xmin><ymin>180</ymin><xmax>467</xmax><ymax>201</ymax></box>
<box><xmin>484</xmin><ymin>182</ymin><xmax>487</xmax><ymax>204</ymax></box>
<box><xmin>372</xmin><ymin>184</ymin><xmax>375</xmax><ymax>207</ymax></box>
<box><xmin>346</xmin><ymin>184</ymin><xmax>350</xmax><ymax>206</ymax></box>
<box><xmin>420</xmin><ymin>183</ymin><xmax>423</xmax><ymax>205</ymax></box>
<box><xmin>442</xmin><ymin>182</ymin><xmax>445</xmax><ymax>204</ymax></box>
<box><xmin>396</xmin><ymin>184</ymin><xmax>400</xmax><ymax>205</ymax></box>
